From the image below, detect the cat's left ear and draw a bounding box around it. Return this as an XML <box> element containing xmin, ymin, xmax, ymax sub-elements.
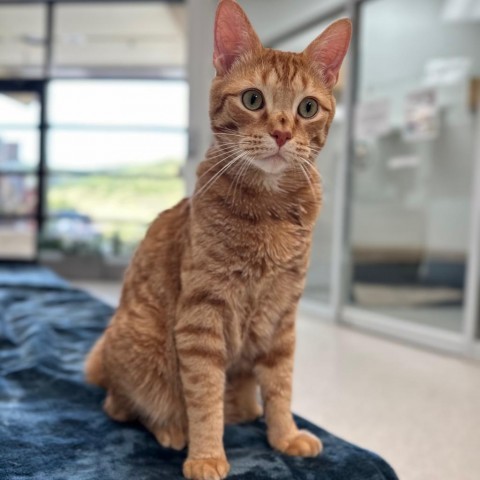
<box><xmin>304</xmin><ymin>18</ymin><xmax>352</xmax><ymax>89</ymax></box>
<box><xmin>213</xmin><ymin>0</ymin><xmax>262</xmax><ymax>75</ymax></box>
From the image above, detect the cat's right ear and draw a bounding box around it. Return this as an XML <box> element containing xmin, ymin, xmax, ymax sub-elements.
<box><xmin>304</xmin><ymin>18</ymin><xmax>352</xmax><ymax>89</ymax></box>
<box><xmin>213</xmin><ymin>0</ymin><xmax>262</xmax><ymax>75</ymax></box>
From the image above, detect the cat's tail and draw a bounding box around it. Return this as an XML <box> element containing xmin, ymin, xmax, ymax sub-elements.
<box><xmin>84</xmin><ymin>334</ymin><xmax>108</xmax><ymax>388</ymax></box>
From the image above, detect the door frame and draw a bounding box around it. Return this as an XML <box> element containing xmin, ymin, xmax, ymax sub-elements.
<box><xmin>463</xmin><ymin>87</ymin><xmax>480</xmax><ymax>354</ymax></box>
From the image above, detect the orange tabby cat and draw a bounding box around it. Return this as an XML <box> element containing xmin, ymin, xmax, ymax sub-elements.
<box><xmin>84</xmin><ymin>1</ymin><xmax>351</xmax><ymax>479</ymax></box>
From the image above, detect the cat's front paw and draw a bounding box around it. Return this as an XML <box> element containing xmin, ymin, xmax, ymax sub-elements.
<box><xmin>183</xmin><ymin>457</ymin><xmax>230</xmax><ymax>480</ymax></box>
<box><xmin>272</xmin><ymin>430</ymin><xmax>323</xmax><ymax>457</ymax></box>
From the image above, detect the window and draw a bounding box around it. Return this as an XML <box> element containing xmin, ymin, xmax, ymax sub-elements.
<box><xmin>41</xmin><ymin>80</ymin><xmax>188</xmax><ymax>259</ymax></box>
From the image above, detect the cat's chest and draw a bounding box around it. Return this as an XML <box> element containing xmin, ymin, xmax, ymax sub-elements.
<box><xmin>227</xmin><ymin>217</ymin><xmax>311</xmax><ymax>275</ymax></box>
<box><xmin>225</xmin><ymin>272</ymin><xmax>301</xmax><ymax>366</ymax></box>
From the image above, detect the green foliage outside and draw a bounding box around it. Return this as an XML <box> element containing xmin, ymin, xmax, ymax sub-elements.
<box><xmin>46</xmin><ymin>160</ymin><xmax>185</xmax><ymax>254</ymax></box>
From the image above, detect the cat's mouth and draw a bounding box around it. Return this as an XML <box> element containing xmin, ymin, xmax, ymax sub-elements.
<box><xmin>251</xmin><ymin>153</ymin><xmax>288</xmax><ymax>175</ymax></box>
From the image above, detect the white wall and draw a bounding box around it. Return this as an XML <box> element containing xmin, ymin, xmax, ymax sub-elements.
<box><xmin>239</xmin><ymin>0</ymin><xmax>345</xmax><ymax>44</ymax></box>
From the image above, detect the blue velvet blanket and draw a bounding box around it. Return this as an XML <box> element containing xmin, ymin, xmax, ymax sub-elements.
<box><xmin>0</xmin><ymin>263</ymin><xmax>398</xmax><ymax>480</ymax></box>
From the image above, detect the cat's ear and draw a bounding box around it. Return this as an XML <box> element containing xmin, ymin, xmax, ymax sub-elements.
<box><xmin>304</xmin><ymin>18</ymin><xmax>352</xmax><ymax>89</ymax></box>
<box><xmin>213</xmin><ymin>0</ymin><xmax>262</xmax><ymax>75</ymax></box>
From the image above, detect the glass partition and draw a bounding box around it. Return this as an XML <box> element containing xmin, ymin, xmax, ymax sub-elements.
<box><xmin>347</xmin><ymin>0</ymin><xmax>480</xmax><ymax>332</ymax></box>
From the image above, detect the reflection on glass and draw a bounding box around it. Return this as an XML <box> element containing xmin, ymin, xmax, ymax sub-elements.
<box><xmin>275</xmin><ymin>15</ymin><xmax>347</xmax><ymax>305</ymax></box>
<box><xmin>0</xmin><ymin>5</ymin><xmax>46</xmax><ymax>78</ymax></box>
<box><xmin>0</xmin><ymin>175</ymin><xmax>37</xmax><ymax>215</ymax></box>
<box><xmin>348</xmin><ymin>0</ymin><xmax>480</xmax><ymax>331</ymax></box>
<box><xmin>0</xmin><ymin>219</ymin><xmax>37</xmax><ymax>259</ymax></box>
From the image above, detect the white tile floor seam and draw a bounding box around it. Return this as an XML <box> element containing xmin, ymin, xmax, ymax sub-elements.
<box><xmin>74</xmin><ymin>281</ymin><xmax>480</xmax><ymax>480</ymax></box>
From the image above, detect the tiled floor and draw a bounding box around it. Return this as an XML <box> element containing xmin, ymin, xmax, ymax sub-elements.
<box><xmin>73</xmin><ymin>281</ymin><xmax>480</xmax><ymax>480</ymax></box>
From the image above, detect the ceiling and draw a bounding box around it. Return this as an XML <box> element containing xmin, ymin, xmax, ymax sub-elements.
<box><xmin>0</xmin><ymin>2</ymin><xmax>186</xmax><ymax>77</ymax></box>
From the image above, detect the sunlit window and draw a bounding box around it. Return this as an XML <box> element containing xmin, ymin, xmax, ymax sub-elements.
<box><xmin>42</xmin><ymin>80</ymin><xmax>188</xmax><ymax>259</ymax></box>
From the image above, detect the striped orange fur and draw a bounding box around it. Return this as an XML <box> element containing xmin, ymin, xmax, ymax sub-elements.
<box><xmin>84</xmin><ymin>1</ymin><xmax>351</xmax><ymax>479</ymax></box>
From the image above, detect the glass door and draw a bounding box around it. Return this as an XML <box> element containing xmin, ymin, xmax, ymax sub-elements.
<box><xmin>345</xmin><ymin>0</ymin><xmax>480</xmax><ymax>336</ymax></box>
<box><xmin>0</xmin><ymin>81</ymin><xmax>44</xmax><ymax>261</ymax></box>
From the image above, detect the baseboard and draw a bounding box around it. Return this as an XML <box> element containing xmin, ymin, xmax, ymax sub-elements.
<box><xmin>342</xmin><ymin>306</ymin><xmax>467</xmax><ymax>356</ymax></box>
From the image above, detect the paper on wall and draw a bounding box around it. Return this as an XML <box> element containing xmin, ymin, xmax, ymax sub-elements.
<box><xmin>403</xmin><ymin>87</ymin><xmax>439</xmax><ymax>142</ymax></box>
<box><xmin>354</xmin><ymin>98</ymin><xmax>391</xmax><ymax>141</ymax></box>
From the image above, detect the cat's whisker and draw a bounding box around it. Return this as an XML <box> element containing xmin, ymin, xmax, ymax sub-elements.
<box><xmin>213</xmin><ymin>142</ymin><xmax>253</xmax><ymax>150</ymax></box>
<box><xmin>214</xmin><ymin>132</ymin><xmax>252</xmax><ymax>137</ymax></box>
<box><xmin>215</xmin><ymin>127</ymin><xmax>250</xmax><ymax>134</ymax></box>
<box><xmin>214</xmin><ymin>133</ymin><xmax>253</xmax><ymax>140</ymax></box>
<box><xmin>215</xmin><ymin>139</ymin><xmax>255</xmax><ymax>145</ymax></box>
<box><xmin>297</xmin><ymin>162</ymin><xmax>317</xmax><ymax>199</ymax></box>
<box><xmin>196</xmin><ymin>157</ymin><xmax>237</xmax><ymax>184</ymax></box>
<box><xmin>194</xmin><ymin>153</ymin><xmax>244</xmax><ymax>198</ymax></box>
<box><xmin>233</xmin><ymin>155</ymin><xmax>250</xmax><ymax>204</ymax></box>
<box><xmin>218</xmin><ymin>140</ymin><xmax>257</xmax><ymax>148</ymax></box>
<box><xmin>210</xmin><ymin>141</ymin><xmax>247</xmax><ymax>153</ymax></box>
<box><xmin>226</xmin><ymin>152</ymin><xmax>250</xmax><ymax>205</ymax></box>
<box><xmin>231</xmin><ymin>154</ymin><xmax>252</xmax><ymax>207</ymax></box>
<box><xmin>195</xmin><ymin>161</ymin><xmax>238</xmax><ymax>198</ymax></box>
<box><xmin>225</xmin><ymin>154</ymin><xmax>245</xmax><ymax>195</ymax></box>
<box><xmin>294</xmin><ymin>156</ymin><xmax>319</xmax><ymax>198</ymax></box>
<box><xmin>206</xmin><ymin>144</ymin><xmax>248</xmax><ymax>163</ymax></box>
<box><xmin>297</xmin><ymin>157</ymin><xmax>313</xmax><ymax>180</ymax></box>
<box><xmin>198</xmin><ymin>147</ymin><xmax>246</xmax><ymax>182</ymax></box>
<box><xmin>207</xmin><ymin>145</ymin><xmax>245</xmax><ymax>162</ymax></box>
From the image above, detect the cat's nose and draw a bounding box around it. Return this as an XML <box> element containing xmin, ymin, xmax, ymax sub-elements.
<box><xmin>270</xmin><ymin>130</ymin><xmax>292</xmax><ymax>148</ymax></box>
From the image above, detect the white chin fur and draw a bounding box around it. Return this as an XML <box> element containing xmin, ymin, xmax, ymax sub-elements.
<box><xmin>251</xmin><ymin>155</ymin><xmax>288</xmax><ymax>175</ymax></box>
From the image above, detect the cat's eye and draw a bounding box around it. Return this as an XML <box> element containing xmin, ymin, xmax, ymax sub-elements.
<box><xmin>242</xmin><ymin>89</ymin><xmax>264</xmax><ymax>111</ymax></box>
<box><xmin>298</xmin><ymin>97</ymin><xmax>319</xmax><ymax>119</ymax></box>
